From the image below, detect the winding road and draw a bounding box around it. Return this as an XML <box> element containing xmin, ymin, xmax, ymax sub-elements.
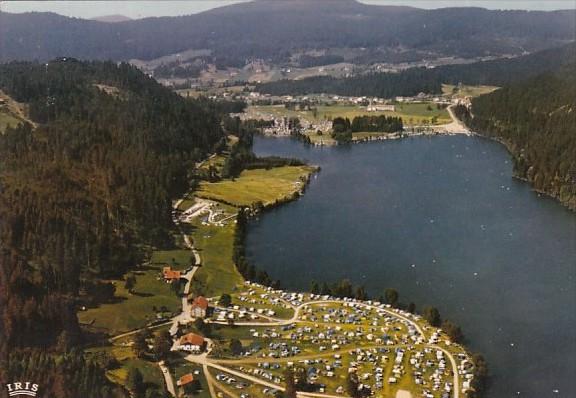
<box><xmin>125</xmin><ymin>197</ymin><xmax>463</xmax><ymax>398</ymax></box>
<box><xmin>187</xmin><ymin>298</ymin><xmax>462</xmax><ymax>398</ymax></box>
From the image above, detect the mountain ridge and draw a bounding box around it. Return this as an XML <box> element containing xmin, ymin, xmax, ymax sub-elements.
<box><xmin>1</xmin><ymin>1</ymin><xmax>574</xmax><ymax>65</ymax></box>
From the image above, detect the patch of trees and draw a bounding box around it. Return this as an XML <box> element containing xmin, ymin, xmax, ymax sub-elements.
<box><xmin>346</xmin><ymin>372</ymin><xmax>371</xmax><ymax>398</ymax></box>
<box><xmin>331</xmin><ymin>115</ymin><xmax>403</xmax><ymax>143</ymax></box>
<box><xmin>257</xmin><ymin>43</ymin><xmax>576</xmax><ymax>97</ymax></box>
<box><xmin>298</xmin><ymin>54</ymin><xmax>345</xmax><ymax>68</ymax></box>
<box><xmin>2</xmin><ymin>3</ymin><xmax>575</xmax><ymax>65</ymax></box>
<box><xmin>0</xmin><ymin>60</ymin><xmax>225</xmax><ymax>387</ymax></box>
<box><xmin>257</xmin><ymin>67</ymin><xmax>443</xmax><ymax>99</ymax></box>
<box><xmin>350</xmin><ymin>115</ymin><xmax>403</xmax><ymax>133</ymax></box>
<box><xmin>331</xmin><ymin>117</ymin><xmax>353</xmax><ymax>143</ymax></box>
<box><xmin>469</xmin><ymin>354</ymin><xmax>489</xmax><ymax>398</ymax></box>
<box><xmin>309</xmin><ymin>279</ymin><xmax>369</xmax><ymax>301</ymax></box>
<box><xmin>196</xmin><ymin>98</ymin><xmax>247</xmax><ymax>116</ymax></box>
<box><xmin>244</xmin><ymin>156</ymin><xmax>305</xmax><ymax>170</ymax></box>
<box><xmin>1</xmin><ymin>349</ymin><xmax>123</xmax><ymax>398</ymax></box>
<box><xmin>459</xmin><ymin>63</ymin><xmax>576</xmax><ymax>210</ymax></box>
<box><xmin>154</xmin><ymin>61</ymin><xmax>203</xmax><ymax>79</ymax></box>
<box><xmin>232</xmin><ymin>208</ymin><xmax>280</xmax><ymax>288</ymax></box>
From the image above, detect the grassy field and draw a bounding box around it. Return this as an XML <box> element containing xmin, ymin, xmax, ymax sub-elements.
<box><xmin>0</xmin><ymin>110</ymin><xmax>23</xmax><ymax>133</ymax></box>
<box><xmin>78</xmin><ymin>264</ymin><xmax>180</xmax><ymax>335</ymax></box>
<box><xmin>192</xmin><ymin>165</ymin><xmax>316</xmax><ymax>296</ymax></box>
<box><xmin>87</xmin><ymin>345</ymin><xmax>165</xmax><ymax>392</ymax></box>
<box><xmin>150</xmin><ymin>249</ymin><xmax>194</xmax><ymax>267</ymax></box>
<box><xmin>249</xmin><ymin>102</ymin><xmax>451</xmax><ymax>126</ymax></box>
<box><xmin>442</xmin><ymin>83</ymin><xmax>499</xmax><ymax>98</ymax></box>
<box><xmin>172</xmin><ymin>360</ymin><xmax>212</xmax><ymax>398</ymax></box>
<box><xmin>197</xmin><ymin>166</ymin><xmax>314</xmax><ymax>207</ymax></box>
<box><xmin>189</xmin><ymin>221</ymin><xmax>244</xmax><ymax>297</ymax></box>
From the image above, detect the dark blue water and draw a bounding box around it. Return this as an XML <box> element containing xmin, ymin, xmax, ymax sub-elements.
<box><xmin>246</xmin><ymin>135</ymin><xmax>576</xmax><ymax>398</ymax></box>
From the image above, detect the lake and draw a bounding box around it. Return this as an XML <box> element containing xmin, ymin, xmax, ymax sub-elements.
<box><xmin>246</xmin><ymin>135</ymin><xmax>576</xmax><ymax>397</ymax></box>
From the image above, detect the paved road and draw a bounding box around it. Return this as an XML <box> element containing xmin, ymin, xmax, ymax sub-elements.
<box><xmin>187</xmin><ymin>298</ymin><xmax>462</xmax><ymax>398</ymax></box>
<box><xmin>158</xmin><ymin>361</ymin><xmax>176</xmax><ymax>397</ymax></box>
<box><xmin>444</xmin><ymin>104</ymin><xmax>473</xmax><ymax>134</ymax></box>
<box><xmin>169</xmin><ymin>197</ymin><xmax>461</xmax><ymax>398</ymax></box>
<box><xmin>109</xmin><ymin>320</ymin><xmax>173</xmax><ymax>342</ymax></box>
<box><xmin>204</xmin><ymin>363</ymin><xmax>220</xmax><ymax>398</ymax></box>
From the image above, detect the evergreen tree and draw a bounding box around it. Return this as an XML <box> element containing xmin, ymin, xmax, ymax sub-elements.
<box><xmin>153</xmin><ymin>330</ymin><xmax>173</xmax><ymax>361</ymax></box>
<box><xmin>284</xmin><ymin>368</ymin><xmax>297</xmax><ymax>398</ymax></box>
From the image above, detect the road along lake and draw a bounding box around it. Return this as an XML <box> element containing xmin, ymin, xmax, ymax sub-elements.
<box><xmin>246</xmin><ymin>135</ymin><xmax>576</xmax><ymax>397</ymax></box>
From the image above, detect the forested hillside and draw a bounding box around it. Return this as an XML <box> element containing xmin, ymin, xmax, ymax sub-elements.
<box><xmin>257</xmin><ymin>43</ymin><xmax>576</xmax><ymax>97</ymax></box>
<box><xmin>0</xmin><ymin>60</ymin><xmax>224</xmax><ymax>396</ymax></box>
<box><xmin>1</xmin><ymin>0</ymin><xmax>574</xmax><ymax>65</ymax></box>
<box><xmin>458</xmin><ymin>65</ymin><xmax>576</xmax><ymax>210</ymax></box>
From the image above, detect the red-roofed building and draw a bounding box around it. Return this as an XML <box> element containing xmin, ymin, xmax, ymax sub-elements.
<box><xmin>178</xmin><ymin>333</ymin><xmax>205</xmax><ymax>352</ymax></box>
<box><xmin>191</xmin><ymin>296</ymin><xmax>209</xmax><ymax>318</ymax></box>
<box><xmin>177</xmin><ymin>373</ymin><xmax>194</xmax><ymax>386</ymax></box>
<box><xmin>162</xmin><ymin>266</ymin><xmax>181</xmax><ymax>282</ymax></box>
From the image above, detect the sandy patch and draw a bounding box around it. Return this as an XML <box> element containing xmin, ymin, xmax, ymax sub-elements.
<box><xmin>396</xmin><ymin>390</ymin><xmax>413</xmax><ymax>398</ymax></box>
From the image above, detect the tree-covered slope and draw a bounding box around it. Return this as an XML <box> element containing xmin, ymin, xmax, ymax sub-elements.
<box><xmin>256</xmin><ymin>42</ymin><xmax>576</xmax><ymax>97</ymax></box>
<box><xmin>0</xmin><ymin>0</ymin><xmax>574</xmax><ymax>64</ymax></box>
<box><xmin>460</xmin><ymin>65</ymin><xmax>576</xmax><ymax>210</ymax></box>
<box><xmin>0</xmin><ymin>60</ymin><xmax>224</xmax><ymax>394</ymax></box>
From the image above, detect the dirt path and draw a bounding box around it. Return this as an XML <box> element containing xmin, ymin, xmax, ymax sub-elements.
<box><xmin>158</xmin><ymin>361</ymin><xmax>176</xmax><ymax>397</ymax></box>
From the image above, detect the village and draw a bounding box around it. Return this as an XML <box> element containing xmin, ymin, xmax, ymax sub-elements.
<box><xmin>221</xmin><ymin>88</ymin><xmax>476</xmax><ymax>146</ymax></box>
<box><xmin>157</xmin><ymin>271</ymin><xmax>475</xmax><ymax>398</ymax></box>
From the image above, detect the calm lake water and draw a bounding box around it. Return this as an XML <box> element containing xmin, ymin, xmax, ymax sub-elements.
<box><xmin>246</xmin><ymin>135</ymin><xmax>576</xmax><ymax>398</ymax></box>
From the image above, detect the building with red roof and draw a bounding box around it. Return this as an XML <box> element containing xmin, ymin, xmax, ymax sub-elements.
<box><xmin>162</xmin><ymin>266</ymin><xmax>181</xmax><ymax>282</ymax></box>
<box><xmin>178</xmin><ymin>333</ymin><xmax>205</xmax><ymax>352</ymax></box>
<box><xmin>191</xmin><ymin>296</ymin><xmax>209</xmax><ymax>318</ymax></box>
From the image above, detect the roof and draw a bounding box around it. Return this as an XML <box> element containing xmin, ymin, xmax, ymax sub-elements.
<box><xmin>192</xmin><ymin>296</ymin><xmax>209</xmax><ymax>310</ymax></box>
<box><xmin>178</xmin><ymin>373</ymin><xmax>194</xmax><ymax>386</ymax></box>
<box><xmin>179</xmin><ymin>333</ymin><xmax>205</xmax><ymax>346</ymax></box>
<box><xmin>163</xmin><ymin>266</ymin><xmax>181</xmax><ymax>280</ymax></box>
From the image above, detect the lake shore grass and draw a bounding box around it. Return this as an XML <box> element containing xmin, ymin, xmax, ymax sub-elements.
<box><xmin>197</xmin><ymin>165</ymin><xmax>316</xmax><ymax>207</ymax></box>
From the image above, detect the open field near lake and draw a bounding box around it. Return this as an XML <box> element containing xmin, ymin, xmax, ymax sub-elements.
<box><xmin>189</xmin><ymin>221</ymin><xmax>244</xmax><ymax>297</ymax></box>
<box><xmin>249</xmin><ymin>102</ymin><xmax>451</xmax><ymax>126</ymax></box>
<box><xmin>197</xmin><ymin>166</ymin><xmax>315</xmax><ymax>207</ymax></box>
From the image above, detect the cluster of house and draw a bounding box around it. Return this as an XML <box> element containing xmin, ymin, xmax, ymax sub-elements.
<box><xmin>262</xmin><ymin>117</ymin><xmax>299</xmax><ymax>136</ymax></box>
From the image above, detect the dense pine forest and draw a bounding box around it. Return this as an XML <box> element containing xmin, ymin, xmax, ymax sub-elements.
<box><xmin>256</xmin><ymin>43</ymin><xmax>576</xmax><ymax>97</ymax></box>
<box><xmin>0</xmin><ymin>60</ymin><xmax>225</xmax><ymax>397</ymax></box>
<box><xmin>1</xmin><ymin>1</ymin><xmax>574</xmax><ymax>65</ymax></box>
<box><xmin>458</xmin><ymin>64</ymin><xmax>576</xmax><ymax>210</ymax></box>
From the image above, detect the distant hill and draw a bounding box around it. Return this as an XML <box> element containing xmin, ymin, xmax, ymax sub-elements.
<box><xmin>256</xmin><ymin>43</ymin><xmax>576</xmax><ymax>97</ymax></box>
<box><xmin>91</xmin><ymin>14</ymin><xmax>132</xmax><ymax>23</ymax></box>
<box><xmin>458</xmin><ymin>64</ymin><xmax>576</xmax><ymax>210</ymax></box>
<box><xmin>0</xmin><ymin>0</ymin><xmax>574</xmax><ymax>65</ymax></box>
